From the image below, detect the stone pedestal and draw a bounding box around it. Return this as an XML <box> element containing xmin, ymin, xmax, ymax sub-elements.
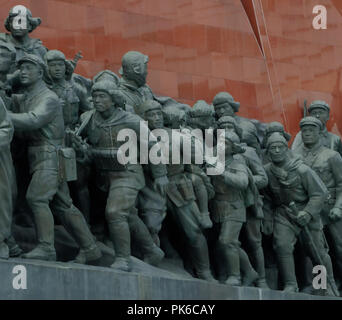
<box><xmin>0</xmin><ymin>258</ymin><xmax>339</xmax><ymax>300</ymax></box>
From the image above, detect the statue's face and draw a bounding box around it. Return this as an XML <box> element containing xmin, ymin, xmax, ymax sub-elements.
<box><xmin>301</xmin><ymin>125</ymin><xmax>320</xmax><ymax>146</ymax></box>
<box><xmin>19</xmin><ymin>62</ymin><xmax>42</xmax><ymax>86</ymax></box>
<box><xmin>0</xmin><ymin>48</ymin><xmax>13</xmax><ymax>73</ymax></box>
<box><xmin>268</xmin><ymin>142</ymin><xmax>288</xmax><ymax>163</ymax></box>
<box><xmin>145</xmin><ymin>108</ymin><xmax>164</xmax><ymax>130</ymax></box>
<box><xmin>131</xmin><ymin>59</ymin><xmax>148</xmax><ymax>87</ymax></box>
<box><xmin>309</xmin><ymin>108</ymin><xmax>329</xmax><ymax>125</ymax></box>
<box><xmin>219</xmin><ymin>122</ymin><xmax>235</xmax><ymax>131</ymax></box>
<box><xmin>224</xmin><ymin>138</ymin><xmax>234</xmax><ymax>156</ymax></box>
<box><xmin>9</xmin><ymin>17</ymin><xmax>29</xmax><ymax>37</ymax></box>
<box><xmin>214</xmin><ymin>103</ymin><xmax>234</xmax><ymax>118</ymax></box>
<box><xmin>92</xmin><ymin>91</ymin><xmax>113</xmax><ymax>113</ymax></box>
<box><xmin>48</xmin><ymin>60</ymin><xmax>66</xmax><ymax>80</ymax></box>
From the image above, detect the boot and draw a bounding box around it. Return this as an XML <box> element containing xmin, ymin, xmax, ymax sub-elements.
<box><xmin>239</xmin><ymin>248</ymin><xmax>258</xmax><ymax>287</ymax></box>
<box><xmin>256</xmin><ymin>278</ymin><xmax>269</xmax><ymax>289</ymax></box>
<box><xmin>129</xmin><ymin>213</ymin><xmax>163</xmax><ymax>265</ymax></box>
<box><xmin>251</xmin><ymin>247</ymin><xmax>269</xmax><ymax>289</ymax></box>
<box><xmin>277</xmin><ymin>255</ymin><xmax>298</xmax><ymax>292</ymax></box>
<box><xmin>191</xmin><ymin>235</ymin><xmax>216</xmax><ymax>282</ymax></box>
<box><xmin>22</xmin><ymin>244</ymin><xmax>56</xmax><ymax>261</ymax></box>
<box><xmin>200</xmin><ymin>212</ymin><xmax>213</xmax><ymax>230</ymax></box>
<box><xmin>73</xmin><ymin>244</ymin><xmax>102</xmax><ymax>264</ymax></box>
<box><xmin>60</xmin><ymin>205</ymin><xmax>99</xmax><ymax>254</ymax></box>
<box><xmin>0</xmin><ymin>242</ymin><xmax>9</xmax><ymax>259</ymax></box>
<box><xmin>107</xmin><ymin>218</ymin><xmax>131</xmax><ymax>261</ymax></box>
<box><xmin>326</xmin><ymin>280</ymin><xmax>340</xmax><ymax>297</ymax></box>
<box><xmin>6</xmin><ymin>236</ymin><xmax>23</xmax><ymax>257</ymax></box>
<box><xmin>143</xmin><ymin>244</ymin><xmax>164</xmax><ymax>266</ymax></box>
<box><xmin>225</xmin><ymin>275</ymin><xmax>241</xmax><ymax>286</ymax></box>
<box><xmin>110</xmin><ymin>257</ymin><xmax>131</xmax><ymax>272</ymax></box>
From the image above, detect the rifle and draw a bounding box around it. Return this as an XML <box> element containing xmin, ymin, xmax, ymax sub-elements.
<box><xmin>288</xmin><ymin>202</ymin><xmax>339</xmax><ymax>296</ymax></box>
<box><xmin>303</xmin><ymin>99</ymin><xmax>308</xmax><ymax>117</ymax></box>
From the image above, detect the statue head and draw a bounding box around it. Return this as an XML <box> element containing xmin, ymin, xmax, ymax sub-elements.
<box><xmin>300</xmin><ymin>116</ymin><xmax>322</xmax><ymax>147</ymax></box>
<box><xmin>212</xmin><ymin>92</ymin><xmax>240</xmax><ymax>118</ymax></box>
<box><xmin>217</xmin><ymin>131</ymin><xmax>243</xmax><ymax>156</ymax></box>
<box><xmin>45</xmin><ymin>50</ymin><xmax>67</xmax><ymax>81</ymax></box>
<box><xmin>162</xmin><ymin>107</ymin><xmax>187</xmax><ymax>129</ymax></box>
<box><xmin>91</xmin><ymin>80</ymin><xmax>125</xmax><ymax>113</ymax></box>
<box><xmin>266</xmin><ymin>132</ymin><xmax>289</xmax><ymax>164</ymax></box>
<box><xmin>5</xmin><ymin>6</ymin><xmax>41</xmax><ymax>37</ymax></box>
<box><xmin>188</xmin><ymin>100</ymin><xmax>215</xmax><ymax>129</ymax></box>
<box><xmin>17</xmin><ymin>54</ymin><xmax>46</xmax><ymax>87</ymax></box>
<box><xmin>308</xmin><ymin>100</ymin><xmax>330</xmax><ymax>126</ymax></box>
<box><xmin>139</xmin><ymin>100</ymin><xmax>163</xmax><ymax>130</ymax></box>
<box><xmin>119</xmin><ymin>51</ymin><xmax>149</xmax><ymax>87</ymax></box>
<box><xmin>263</xmin><ymin>121</ymin><xmax>291</xmax><ymax>148</ymax></box>
<box><xmin>93</xmin><ymin>70</ymin><xmax>120</xmax><ymax>87</ymax></box>
<box><xmin>0</xmin><ymin>42</ymin><xmax>16</xmax><ymax>74</ymax></box>
<box><xmin>217</xmin><ymin>116</ymin><xmax>243</xmax><ymax>139</ymax></box>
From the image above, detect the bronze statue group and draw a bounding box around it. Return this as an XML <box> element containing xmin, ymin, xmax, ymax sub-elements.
<box><xmin>0</xmin><ymin>6</ymin><xmax>342</xmax><ymax>297</ymax></box>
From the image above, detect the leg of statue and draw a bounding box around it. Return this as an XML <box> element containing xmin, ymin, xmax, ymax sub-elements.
<box><xmin>309</xmin><ymin>229</ymin><xmax>339</xmax><ymax>297</ymax></box>
<box><xmin>23</xmin><ymin>169</ymin><xmax>58</xmax><ymax>261</ymax></box>
<box><xmin>169</xmin><ymin>201</ymin><xmax>215</xmax><ymax>281</ymax></box>
<box><xmin>128</xmin><ymin>208</ymin><xmax>164</xmax><ymax>267</ymax></box>
<box><xmin>71</xmin><ymin>162</ymin><xmax>91</xmax><ymax>224</ymax></box>
<box><xmin>219</xmin><ymin>220</ymin><xmax>244</xmax><ymax>286</ymax></box>
<box><xmin>273</xmin><ymin>222</ymin><xmax>298</xmax><ymax>292</ymax></box>
<box><xmin>239</xmin><ymin>247</ymin><xmax>259</xmax><ymax>287</ymax></box>
<box><xmin>245</xmin><ymin>214</ymin><xmax>268</xmax><ymax>288</ymax></box>
<box><xmin>51</xmin><ymin>181</ymin><xmax>101</xmax><ymax>264</ymax></box>
<box><xmin>191</xmin><ymin>173</ymin><xmax>212</xmax><ymax>229</ymax></box>
<box><xmin>327</xmin><ymin>220</ymin><xmax>342</xmax><ymax>282</ymax></box>
<box><xmin>105</xmin><ymin>185</ymin><xmax>140</xmax><ymax>272</ymax></box>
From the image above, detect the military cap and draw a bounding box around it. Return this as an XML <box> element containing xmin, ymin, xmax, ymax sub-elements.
<box><xmin>265</xmin><ymin>121</ymin><xmax>291</xmax><ymax>141</ymax></box>
<box><xmin>93</xmin><ymin>70</ymin><xmax>120</xmax><ymax>86</ymax></box>
<box><xmin>91</xmin><ymin>80</ymin><xmax>125</xmax><ymax>108</ymax></box>
<box><xmin>0</xmin><ymin>42</ymin><xmax>16</xmax><ymax>60</ymax></box>
<box><xmin>189</xmin><ymin>100</ymin><xmax>214</xmax><ymax>117</ymax></box>
<box><xmin>139</xmin><ymin>100</ymin><xmax>162</xmax><ymax>117</ymax></box>
<box><xmin>119</xmin><ymin>51</ymin><xmax>149</xmax><ymax>75</ymax></box>
<box><xmin>299</xmin><ymin>116</ymin><xmax>323</xmax><ymax>130</ymax></box>
<box><xmin>5</xmin><ymin>6</ymin><xmax>41</xmax><ymax>33</ymax></box>
<box><xmin>17</xmin><ymin>54</ymin><xmax>46</xmax><ymax>70</ymax></box>
<box><xmin>45</xmin><ymin>50</ymin><xmax>66</xmax><ymax>62</ymax></box>
<box><xmin>308</xmin><ymin>100</ymin><xmax>330</xmax><ymax>113</ymax></box>
<box><xmin>212</xmin><ymin>92</ymin><xmax>240</xmax><ymax>113</ymax></box>
<box><xmin>217</xmin><ymin>116</ymin><xmax>243</xmax><ymax>139</ymax></box>
<box><xmin>266</xmin><ymin>132</ymin><xmax>288</xmax><ymax>150</ymax></box>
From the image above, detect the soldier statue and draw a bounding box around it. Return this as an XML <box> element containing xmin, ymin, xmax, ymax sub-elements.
<box><xmin>210</xmin><ymin>131</ymin><xmax>251</xmax><ymax>286</ymax></box>
<box><xmin>138</xmin><ymin>99</ymin><xmax>215</xmax><ymax>281</ymax></box>
<box><xmin>7</xmin><ymin>54</ymin><xmax>101</xmax><ymax>263</ymax></box>
<box><xmin>264</xmin><ymin>132</ymin><xmax>339</xmax><ymax>295</ymax></box>
<box><xmin>292</xmin><ymin>101</ymin><xmax>342</xmax><ymax>156</ymax></box>
<box><xmin>295</xmin><ymin>116</ymin><xmax>342</xmax><ymax>291</ymax></box>
<box><xmin>117</xmin><ymin>51</ymin><xmax>191</xmax><ymax>115</ymax></box>
<box><xmin>0</xmin><ymin>89</ymin><xmax>16</xmax><ymax>259</ymax></box>
<box><xmin>73</xmin><ymin>81</ymin><xmax>168</xmax><ymax>272</ymax></box>
<box><xmin>217</xmin><ymin>116</ymin><xmax>268</xmax><ymax>288</ymax></box>
<box><xmin>45</xmin><ymin>49</ymin><xmax>92</xmax><ymax>223</ymax></box>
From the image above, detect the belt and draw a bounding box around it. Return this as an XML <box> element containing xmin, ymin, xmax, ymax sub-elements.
<box><xmin>28</xmin><ymin>139</ymin><xmax>63</xmax><ymax>148</ymax></box>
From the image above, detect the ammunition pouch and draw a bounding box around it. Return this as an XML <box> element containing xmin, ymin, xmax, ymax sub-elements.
<box><xmin>59</xmin><ymin>147</ymin><xmax>77</xmax><ymax>182</ymax></box>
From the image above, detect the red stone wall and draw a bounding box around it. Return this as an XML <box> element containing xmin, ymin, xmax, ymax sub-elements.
<box><xmin>1</xmin><ymin>0</ymin><xmax>341</xmax><ymax>139</ymax></box>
